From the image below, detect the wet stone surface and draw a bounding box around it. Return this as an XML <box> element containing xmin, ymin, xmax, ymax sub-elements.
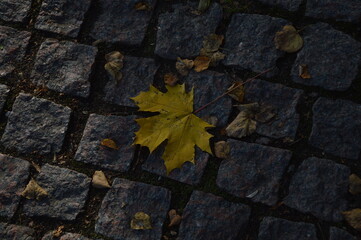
<box><xmin>177</xmin><ymin>190</ymin><xmax>251</xmax><ymax>240</ymax></box>
<box><xmin>95</xmin><ymin>178</ymin><xmax>171</xmax><ymax>240</ymax></box>
<box><xmin>284</xmin><ymin>157</ymin><xmax>350</xmax><ymax>222</ymax></box>
<box><xmin>245</xmin><ymin>79</ymin><xmax>303</xmax><ymax>140</ymax></box>
<box><xmin>309</xmin><ymin>97</ymin><xmax>361</xmax><ymax>160</ymax></box>
<box><xmin>255</xmin><ymin>0</ymin><xmax>302</xmax><ymax>11</ymax></box>
<box><xmin>257</xmin><ymin>217</ymin><xmax>317</xmax><ymax>240</ymax></box>
<box><xmin>216</xmin><ymin>140</ymin><xmax>292</xmax><ymax>206</ymax></box>
<box><xmin>42</xmin><ymin>231</ymin><xmax>100</xmax><ymax>240</ymax></box>
<box><xmin>103</xmin><ymin>56</ymin><xmax>159</xmax><ymax>107</ymax></box>
<box><xmin>155</xmin><ymin>3</ymin><xmax>223</xmax><ymax>59</ymax></box>
<box><xmin>35</xmin><ymin>0</ymin><xmax>91</xmax><ymax>37</ymax></box>
<box><xmin>222</xmin><ymin>14</ymin><xmax>289</xmax><ymax>77</ymax></box>
<box><xmin>23</xmin><ymin>164</ymin><xmax>91</xmax><ymax>221</ymax></box>
<box><xmin>0</xmin><ymin>154</ymin><xmax>30</xmax><ymax>218</ymax></box>
<box><xmin>305</xmin><ymin>0</ymin><xmax>361</xmax><ymax>23</ymax></box>
<box><xmin>0</xmin><ymin>223</ymin><xmax>35</xmax><ymax>240</ymax></box>
<box><xmin>329</xmin><ymin>227</ymin><xmax>357</xmax><ymax>240</ymax></box>
<box><xmin>1</xmin><ymin>93</ymin><xmax>71</xmax><ymax>155</ymax></box>
<box><xmin>291</xmin><ymin>23</ymin><xmax>361</xmax><ymax>91</ymax></box>
<box><xmin>90</xmin><ymin>0</ymin><xmax>157</xmax><ymax>45</ymax></box>
<box><xmin>75</xmin><ymin>114</ymin><xmax>137</xmax><ymax>172</ymax></box>
<box><xmin>0</xmin><ymin>84</ymin><xmax>9</xmax><ymax>112</ymax></box>
<box><xmin>0</xmin><ymin>0</ymin><xmax>32</xmax><ymax>22</ymax></box>
<box><xmin>0</xmin><ymin>26</ymin><xmax>31</xmax><ymax>77</ymax></box>
<box><xmin>31</xmin><ymin>39</ymin><xmax>97</xmax><ymax>98</ymax></box>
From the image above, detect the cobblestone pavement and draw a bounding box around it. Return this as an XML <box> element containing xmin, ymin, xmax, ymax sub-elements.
<box><xmin>0</xmin><ymin>0</ymin><xmax>360</xmax><ymax>239</ymax></box>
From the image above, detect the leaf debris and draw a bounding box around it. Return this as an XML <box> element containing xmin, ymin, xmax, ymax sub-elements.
<box><xmin>274</xmin><ymin>25</ymin><xmax>303</xmax><ymax>53</ymax></box>
<box><xmin>21</xmin><ymin>178</ymin><xmax>48</xmax><ymax>200</ymax></box>
<box><xmin>131</xmin><ymin>212</ymin><xmax>152</xmax><ymax>230</ymax></box>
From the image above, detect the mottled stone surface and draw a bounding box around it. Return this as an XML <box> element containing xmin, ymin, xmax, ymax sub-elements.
<box><xmin>178</xmin><ymin>191</ymin><xmax>251</xmax><ymax>240</ymax></box>
<box><xmin>223</xmin><ymin>14</ymin><xmax>289</xmax><ymax>76</ymax></box>
<box><xmin>291</xmin><ymin>23</ymin><xmax>361</xmax><ymax>91</ymax></box>
<box><xmin>95</xmin><ymin>178</ymin><xmax>171</xmax><ymax>240</ymax></box>
<box><xmin>258</xmin><ymin>217</ymin><xmax>318</xmax><ymax>240</ymax></box>
<box><xmin>330</xmin><ymin>227</ymin><xmax>357</xmax><ymax>240</ymax></box>
<box><xmin>103</xmin><ymin>56</ymin><xmax>159</xmax><ymax>107</ymax></box>
<box><xmin>186</xmin><ymin>71</ymin><xmax>232</xmax><ymax>127</ymax></box>
<box><xmin>75</xmin><ymin>114</ymin><xmax>136</xmax><ymax>172</ymax></box>
<box><xmin>90</xmin><ymin>0</ymin><xmax>157</xmax><ymax>45</ymax></box>
<box><xmin>0</xmin><ymin>26</ymin><xmax>31</xmax><ymax>77</ymax></box>
<box><xmin>216</xmin><ymin>140</ymin><xmax>292</xmax><ymax>206</ymax></box>
<box><xmin>23</xmin><ymin>164</ymin><xmax>90</xmax><ymax>221</ymax></box>
<box><xmin>1</xmin><ymin>93</ymin><xmax>71</xmax><ymax>155</ymax></box>
<box><xmin>31</xmin><ymin>39</ymin><xmax>97</xmax><ymax>98</ymax></box>
<box><xmin>155</xmin><ymin>3</ymin><xmax>223</xmax><ymax>59</ymax></box>
<box><xmin>245</xmin><ymin>79</ymin><xmax>303</xmax><ymax>140</ymax></box>
<box><xmin>0</xmin><ymin>154</ymin><xmax>30</xmax><ymax>218</ymax></box>
<box><xmin>35</xmin><ymin>0</ymin><xmax>91</xmax><ymax>37</ymax></box>
<box><xmin>309</xmin><ymin>97</ymin><xmax>361</xmax><ymax>159</ymax></box>
<box><xmin>0</xmin><ymin>84</ymin><xmax>9</xmax><ymax>112</ymax></box>
<box><xmin>284</xmin><ymin>157</ymin><xmax>350</xmax><ymax>222</ymax></box>
<box><xmin>305</xmin><ymin>0</ymin><xmax>361</xmax><ymax>23</ymax></box>
<box><xmin>42</xmin><ymin>231</ymin><xmax>100</xmax><ymax>240</ymax></box>
<box><xmin>0</xmin><ymin>0</ymin><xmax>32</xmax><ymax>22</ymax></box>
<box><xmin>256</xmin><ymin>0</ymin><xmax>302</xmax><ymax>11</ymax></box>
<box><xmin>0</xmin><ymin>223</ymin><xmax>35</xmax><ymax>240</ymax></box>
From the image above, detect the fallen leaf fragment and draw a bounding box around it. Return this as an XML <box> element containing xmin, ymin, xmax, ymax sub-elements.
<box><xmin>198</xmin><ymin>0</ymin><xmax>211</xmax><ymax>12</ymax></box>
<box><xmin>214</xmin><ymin>141</ymin><xmax>230</xmax><ymax>159</ymax></box>
<box><xmin>254</xmin><ymin>105</ymin><xmax>275</xmax><ymax>123</ymax></box>
<box><xmin>101</xmin><ymin>138</ymin><xmax>119</xmax><ymax>150</ymax></box>
<box><xmin>349</xmin><ymin>174</ymin><xmax>361</xmax><ymax>195</ymax></box>
<box><xmin>194</xmin><ymin>56</ymin><xmax>211</xmax><ymax>72</ymax></box>
<box><xmin>31</xmin><ymin>161</ymin><xmax>41</xmax><ymax>172</ymax></box>
<box><xmin>92</xmin><ymin>171</ymin><xmax>111</xmax><ymax>189</ymax></box>
<box><xmin>21</xmin><ymin>178</ymin><xmax>48</xmax><ymax>200</ymax></box>
<box><xmin>131</xmin><ymin>212</ymin><xmax>152</xmax><ymax>230</ymax></box>
<box><xmin>209</xmin><ymin>51</ymin><xmax>225</xmax><ymax>66</ymax></box>
<box><xmin>104</xmin><ymin>51</ymin><xmax>124</xmax><ymax>83</ymax></box>
<box><xmin>226</xmin><ymin>103</ymin><xmax>259</xmax><ymax>138</ymax></box>
<box><xmin>298</xmin><ymin>64</ymin><xmax>311</xmax><ymax>79</ymax></box>
<box><xmin>201</xmin><ymin>34</ymin><xmax>224</xmax><ymax>56</ymax></box>
<box><xmin>53</xmin><ymin>226</ymin><xmax>64</xmax><ymax>238</ymax></box>
<box><xmin>134</xmin><ymin>2</ymin><xmax>151</xmax><ymax>10</ymax></box>
<box><xmin>227</xmin><ymin>82</ymin><xmax>245</xmax><ymax>102</ymax></box>
<box><xmin>342</xmin><ymin>209</ymin><xmax>361</xmax><ymax>231</ymax></box>
<box><xmin>176</xmin><ymin>58</ymin><xmax>194</xmax><ymax>76</ymax></box>
<box><xmin>164</xmin><ymin>73</ymin><xmax>178</xmax><ymax>86</ymax></box>
<box><xmin>274</xmin><ymin>25</ymin><xmax>303</xmax><ymax>53</ymax></box>
<box><xmin>168</xmin><ymin>209</ymin><xmax>182</xmax><ymax>227</ymax></box>
<box><xmin>168</xmin><ymin>209</ymin><xmax>177</xmax><ymax>219</ymax></box>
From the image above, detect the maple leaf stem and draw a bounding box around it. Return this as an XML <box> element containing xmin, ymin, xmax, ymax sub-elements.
<box><xmin>193</xmin><ymin>68</ymin><xmax>273</xmax><ymax>114</ymax></box>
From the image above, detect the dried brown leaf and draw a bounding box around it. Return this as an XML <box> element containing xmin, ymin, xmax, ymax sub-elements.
<box><xmin>134</xmin><ymin>2</ymin><xmax>151</xmax><ymax>10</ymax></box>
<box><xmin>21</xmin><ymin>178</ymin><xmax>48</xmax><ymax>200</ymax></box>
<box><xmin>226</xmin><ymin>111</ymin><xmax>256</xmax><ymax>138</ymax></box>
<box><xmin>164</xmin><ymin>73</ymin><xmax>179</xmax><ymax>86</ymax></box>
<box><xmin>194</xmin><ymin>56</ymin><xmax>211</xmax><ymax>72</ymax></box>
<box><xmin>105</xmin><ymin>51</ymin><xmax>124</xmax><ymax>62</ymax></box>
<box><xmin>202</xmin><ymin>34</ymin><xmax>224</xmax><ymax>54</ymax></box>
<box><xmin>168</xmin><ymin>209</ymin><xmax>177</xmax><ymax>219</ymax></box>
<box><xmin>227</xmin><ymin>82</ymin><xmax>245</xmax><ymax>102</ymax></box>
<box><xmin>349</xmin><ymin>174</ymin><xmax>361</xmax><ymax>195</ymax></box>
<box><xmin>53</xmin><ymin>226</ymin><xmax>64</xmax><ymax>238</ymax></box>
<box><xmin>342</xmin><ymin>209</ymin><xmax>361</xmax><ymax>231</ymax></box>
<box><xmin>274</xmin><ymin>25</ymin><xmax>303</xmax><ymax>53</ymax></box>
<box><xmin>214</xmin><ymin>141</ymin><xmax>230</xmax><ymax>159</ymax></box>
<box><xmin>131</xmin><ymin>212</ymin><xmax>152</xmax><ymax>230</ymax></box>
<box><xmin>92</xmin><ymin>170</ymin><xmax>111</xmax><ymax>189</ymax></box>
<box><xmin>175</xmin><ymin>57</ymin><xmax>194</xmax><ymax>76</ymax></box>
<box><xmin>298</xmin><ymin>64</ymin><xmax>311</xmax><ymax>79</ymax></box>
<box><xmin>209</xmin><ymin>51</ymin><xmax>225</xmax><ymax>66</ymax></box>
<box><xmin>168</xmin><ymin>214</ymin><xmax>182</xmax><ymax>227</ymax></box>
<box><xmin>31</xmin><ymin>161</ymin><xmax>41</xmax><ymax>172</ymax></box>
<box><xmin>105</xmin><ymin>51</ymin><xmax>124</xmax><ymax>82</ymax></box>
<box><xmin>101</xmin><ymin>138</ymin><xmax>119</xmax><ymax>150</ymax></box>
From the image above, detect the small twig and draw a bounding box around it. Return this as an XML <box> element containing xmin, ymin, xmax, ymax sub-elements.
<box><xmin>193</xmin><ymin>68</ymin><xmax>273</xmax><ymax>114</ymax></box>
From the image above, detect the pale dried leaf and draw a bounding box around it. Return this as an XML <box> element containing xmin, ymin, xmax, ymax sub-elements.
<box><xmin>349</xmin><ymin>174</ymin><xmax>361</xmax><ymax>195</ymax></box>
<box><xmin>101</xmin><ymin>138</ymin><xmax>119</xmax><ymax>150</ymax></box>
<box><xmin>227</xmin><ymin>82</ymin><xmax>245</xmax><ymax>102</ymax></box>
<box><xmin>53</xmin><ymin>226</ymin><xmax>64</xmax><ymax>238</ymax></box>
<box><xmin>202</xmin><ymin>34</ymin><xmax>224</xmax><ymax>54</ymax></box>
<box><xmin>254</xmin><ymin>105</ymin><xmax>276</xmax><ymax>123</ymax></box>
<box><xmin>298</xmin><ymin>64</ymin><xmax>311</xmax><ymax>79</ymax></box>
<box><xmin>226</xmin><ymin>111</ymin><xmax>256</xmax><ymax>138</ymax></box>
<box><xmin>21</xmin><ymin>178</ymin><xmax>48</xmax><ymax>200</ymax></box>
<box><xmin>105</xmin><ymin>51</ymin><xmax>124</xmax><ymax>82</ymax></box>
<box><xmin>175</xmin><ymin>58</ymin><xmax>194</xmax><ymax>76</ymax></box>
<box><xmin>342</xmin><ymin>209</ymin><xmax>361</xmax><ymax>231</ymax></box>
<box><xmin>214</xmin><ymin>141</ymin><xmax>230</xmax><ymax>159</ymax></box>
<box><xmin>209</xmin><ymin>51</ymin><xmax>225</xmax><ymax>66</ymax></box>
<box><xmin>194</xmin><ymin>56</ymin><xmax>211</xmax><ymax>72</ymax></box>
<box><xmin>164</xmin><ymin>73</ymin><xmax>178</xmax><ymax>86</ymax></box>
<box><xmin>105</xmin><ymin>51</ymin><xmax>124</xmax><ymax>62</ymax></box>
<box><xmin>131</xmin><ymin>212</ymin><xmax>152</xmax><ymax>230</ymax></box>
<box><xmin>274</xmin><ymin>25</ymin><xmax>303</xmax><ymax>53</ymax></box>
<box><xmin>92</xmin><ymin>171</ymin><xmax>111</xmax><ymax>189</ymax></box>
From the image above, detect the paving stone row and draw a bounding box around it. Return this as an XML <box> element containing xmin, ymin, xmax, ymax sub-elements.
<box><xmin>0</xmin><ymin>0</ymin><xmax>31</xmax><ymax>23</ymax></box>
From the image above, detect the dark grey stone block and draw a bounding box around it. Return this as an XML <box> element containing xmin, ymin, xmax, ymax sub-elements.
<box><xmin>23</xmin><ymin>164</ymin><xmax>91</xmax><ymax>221</ymax></box>
<box><xmin>103</xmin><ymin>56</ymin><xmax>159</xmax><ymax>107</ymax></box>
<box><xmin>0</xmin><ymin>154</ymin><xmax>30</xmax><ymax>218</ymax></box>
<box><xmin>223</xmin><ymin>14</ymin><xmax>289</xmax><ymax>77</ymax></box>
<box><xmin>309</xmin><ymin>97</ymin><xmax>361</xmax><ymax>159</ymax></box>
<box><xmin>0</xmin><ymin>26</ymin><xmax>31</xmax><ymax>77</ymax></box>
<box><xmin>1</xmin><ymin>93</ymin><xmax>72</xmax><ymax>155</ymax></box>
<box><xmin>291</xmin><ymin>23</ymin><xmax>361</xmax><ymax>91</ymax></box>
<box><xmin>0</xmin><ymin>84</ymin><xmax>9</xmax><ymax>112</ymax></box>
<box><xmin>284</xmin><ymin>157</ymin><xmax>350</xmax><ymax>222</ymax></box>
<box><xmin>0</xmin><ymin>223</ymin><xmax>35</xmax><ymax>240</ymax></box>
<box><xmin>95</xmin><ymin>178</ymin><xmax>171</xmax><ymax>240</ymax></box>
<box><xmin>255</xmin><ymin>0</ymin><xmax>302</xmax><ymax>11</ymax></box>
<box><xmin>90</xmin><ymin>0</ymin><xmax>157</xmax><ymax>45</ymax></box>
<box><xmin>42</xmin><ymin>231</ymin><xmax>100</xmax><ymax>240</ymax></box>
<box><xmin>75</xmin><ymin>114</ymin><xmax>136</xmax><ymax>172</ymax></box>
<box><xmin>155</xmin><ymin>3</ymin><xmax>223</xmax><ymax>59</ymax></box>
<box><xmin>0</xmin><ymin>0</ymin><xmax>31</xmax><ymax>22</ymax></box>
<box><xmin>31</xmin><ymin>39</ymin><xmax>97</xmax><ymax>98</ymax></box>
<box><xmin>305</xmin><ymin>0</ymin><xmax>361</xmax><ymax>23</ymax></box>
<box><xmin>258</xmin><ymin>217</ymin><xmax>318</xmax><ymax>240</ymax></box>
<box><xmin>245</xmin><ymin>79</ymin><xmax>303</xmax><ymax>140</ymax></box>
<box><xmin>177</xmin><ymin>190</ymin><xmax>251</xmax><ymax>240</ymax></box>
<box><xmin>216</xmin><ymin>140</ymin><xmax>292</xmax><ymax>206</ymax></box>
<box><xmin>329</xmin><ymin>227</ymin><xmax>357</xmax><ymax>240</ymax></box>
<box><xmin>35</xmin><ymin>0</ymin><xmax>91</xmax><ymax>37</ymax></box>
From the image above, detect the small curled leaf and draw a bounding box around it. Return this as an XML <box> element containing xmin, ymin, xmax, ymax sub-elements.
<box><xmin>274</xmin><ymin>25</ymin><xmax>303</xmax><ymax>53</ymax></box>
<box><xmin>131</xmin><ymin>212</ymin><xmax>152</xmax><ymax>230</ymax></box>
<box><xmin>101</xmin><ymin>138</ymin><xmax>119</xmax><ymax>150</ymax></box>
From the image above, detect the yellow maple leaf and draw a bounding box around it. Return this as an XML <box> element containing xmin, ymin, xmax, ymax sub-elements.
<box><xmin>131</xmin><ymin>84</ymin><xmax>213</xmax><ymax>174</ymax></box>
